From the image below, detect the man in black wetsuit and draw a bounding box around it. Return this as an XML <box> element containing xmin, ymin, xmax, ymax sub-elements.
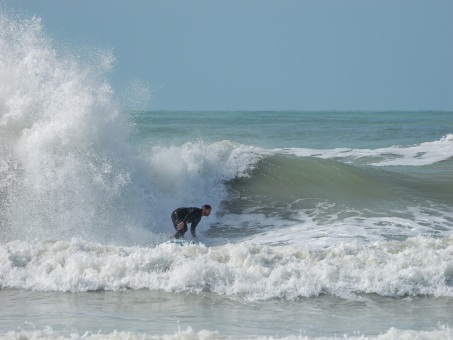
<box><xmin>171</xmin><ymin>205</ymin><xmax>211</xmax><ymax>239</ymax></box>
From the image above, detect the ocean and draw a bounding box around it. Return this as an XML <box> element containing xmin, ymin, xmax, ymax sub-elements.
<box><xmin>1</xmin><ymin>10</ymin><xmax>453</xmax><ymax>340</ymax></box>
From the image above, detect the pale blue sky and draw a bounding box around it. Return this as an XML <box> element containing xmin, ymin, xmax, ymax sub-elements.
<box><xmin>7</xmin><ymin>0</ymin><xmax>453</xmax><ymax>111</ymax></box>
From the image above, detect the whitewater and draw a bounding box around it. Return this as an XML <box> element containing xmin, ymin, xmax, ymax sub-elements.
<box><xmin>1</xmin><ymin>9</ymin><xmax>453</xmax><ymax>340</ymax></box>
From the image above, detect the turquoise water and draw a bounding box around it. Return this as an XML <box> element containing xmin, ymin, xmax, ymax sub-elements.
<box><xmin>130</xmin><ymin>110</ymin><xmax>453</xmax><ymax>149</ymax></box>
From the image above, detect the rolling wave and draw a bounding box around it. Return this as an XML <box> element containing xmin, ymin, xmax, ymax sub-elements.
<box><xmin>227</xmin><ymin>153</ymin><xmax>453</xmax><ymax>207</ymax></box>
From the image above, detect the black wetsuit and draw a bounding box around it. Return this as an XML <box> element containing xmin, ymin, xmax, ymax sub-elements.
<box><xmin>171</xmin><ymin>207</ymin><xmax>203</xmax><ymax>239</ymax></box>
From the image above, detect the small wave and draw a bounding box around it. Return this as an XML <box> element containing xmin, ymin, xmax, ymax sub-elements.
<box><xmin>277</xmin><ymin>134</ymin><xmax>453</xmax><ymax>166</ymax></box>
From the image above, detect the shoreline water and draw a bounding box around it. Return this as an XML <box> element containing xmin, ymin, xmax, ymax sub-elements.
<box><xmin>1</xmin><ymin>289</ymin><xmax>452</xmax><ymax>339</ymax></box>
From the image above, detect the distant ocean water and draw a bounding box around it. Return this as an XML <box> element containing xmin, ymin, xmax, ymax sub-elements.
<box><xmin>1</xmin><ymin>9</ymin><xmax>453</xmax><ymax>340</ymax></box>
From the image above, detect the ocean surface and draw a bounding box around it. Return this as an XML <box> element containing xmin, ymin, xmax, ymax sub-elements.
<box><xmin>1</xmin><ymin>9</ymin><xmax>453</xmax><ymax>340</ymax></box>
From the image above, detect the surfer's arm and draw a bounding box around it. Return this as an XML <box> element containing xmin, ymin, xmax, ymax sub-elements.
<box><xmin>190</xmin><ymin>220</ymin><xmax>199</xmax><ymax>238</ymax></box>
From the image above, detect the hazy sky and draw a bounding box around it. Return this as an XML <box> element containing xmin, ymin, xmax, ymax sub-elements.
<box><xmin>6</xmin><ymin>0</ymin><xmax>453</xmax><ymax>111</ymax></box>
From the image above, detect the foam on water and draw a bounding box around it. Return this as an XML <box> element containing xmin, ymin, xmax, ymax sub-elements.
<box><xmin>1</xmin><ymin>326</ymin><xmax>452</xmax><ymax>340</ymax></box>
<box><xmin>1</xmin><ymin>236</ymin><xmax>452</xmax><ymax>298</ymax></box>
<box><xmin>244</xmin><ymin>204</ymin><xmax>453</xmax><ymax>247</ymax></box>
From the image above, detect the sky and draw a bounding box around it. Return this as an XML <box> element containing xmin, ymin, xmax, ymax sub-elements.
<box><xmin>5</xmin><ymin>0</ymin><xmax>453</xmax><ymax>111</ymax></box>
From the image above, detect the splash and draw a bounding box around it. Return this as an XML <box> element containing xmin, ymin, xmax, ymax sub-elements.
<box><xmin>0</xmin><ymin>11</ymin><xmax>262</xmax><ymax>244</ymax></box>
<box><xmin>0</xmin><ymin>11</ymin><xmax>157</xmax><ymax>243</ymax></box>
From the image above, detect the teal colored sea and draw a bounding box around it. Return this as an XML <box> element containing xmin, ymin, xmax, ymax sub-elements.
<box><xmin>1</xmin><ymin>10</ymin><xmax>453</xmax><ymax>340</ymax></box>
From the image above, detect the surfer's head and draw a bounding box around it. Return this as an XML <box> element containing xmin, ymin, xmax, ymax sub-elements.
<box><xmin>202</xmin><ymin>204</ymin><xmax>212</xmax><ymax>216</ymax></box>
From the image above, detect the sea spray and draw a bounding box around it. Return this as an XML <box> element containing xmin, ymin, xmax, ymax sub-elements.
<box><xmin>0</xmin><ymin>11</ymin><xmax>263</xmax><ymax>244</ymax></box>
<box><xmin>0</xmin><ymin>11</ymin><xmax>158</xmax><ymax>243</ymax></box>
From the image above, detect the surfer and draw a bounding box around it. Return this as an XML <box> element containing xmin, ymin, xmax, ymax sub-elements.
<box><xmin>171</xmin><ymin>205</ymin><xmax>212</xmax><ymax>239</ymax></box>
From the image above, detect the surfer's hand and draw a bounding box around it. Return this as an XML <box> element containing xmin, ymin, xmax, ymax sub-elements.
<box><xmin>177</xmin><ymin>222</ymin><xmax>184</xmax><ymax>230</ymax></box>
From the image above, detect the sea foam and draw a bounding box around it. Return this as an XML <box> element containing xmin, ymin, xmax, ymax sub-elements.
<box><xmin>1</xmin><ymin>325</ymin><xmax>452</xmax><ymax>340</ymax></box>
<box><xmin>1</xmin><ymin>236</ymin><xmax>452</xmax><ymax>299</ymax></box>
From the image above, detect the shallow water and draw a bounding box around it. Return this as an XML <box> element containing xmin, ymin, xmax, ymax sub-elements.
<box><xmin>1</xmin><ymin>289</ymin><xmax>452</xmax><ymax>338</ymax></box>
